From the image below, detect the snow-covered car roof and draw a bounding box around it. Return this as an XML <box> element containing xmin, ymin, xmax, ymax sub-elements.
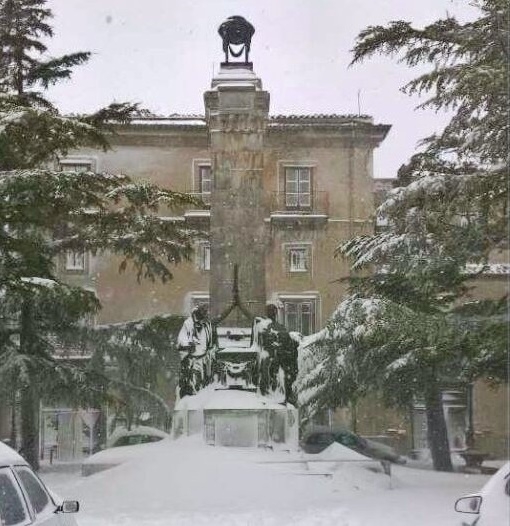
<box><xmin>0</xmin><ymin>441</ymin><xmax>27</xmax><ymax>466</ymax></box>
<box><xmin>107</xmin><ymin>425</ymin><xmax>169</xmax><ymax>447</ymax></box>
<box><xmin>83</xmin><ymin>440</ymin><xmax>163</xmax><ymax>467</ymax></box>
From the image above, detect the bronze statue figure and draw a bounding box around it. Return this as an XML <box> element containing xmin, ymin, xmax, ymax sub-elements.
<box><xmin>218</xmin><ymin>16</ymin><xmax>255</xmax><ymax>64</ymax></box>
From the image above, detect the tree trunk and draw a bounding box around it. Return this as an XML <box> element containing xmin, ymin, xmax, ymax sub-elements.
<box><xmin>9</xmin><ymin>389</ymin><xmax>17</xmax><ymax>448</ymax></box>
<box><xmin>18</xmin><ymin>298</ymin><xmax>40</xmax><ymax>471</ymax></box>
<box><xmin>19</xmin><ymin>385</ymin><xmax>40</xmax><ymax>471</ymax></box>
<box><xmin>350</xmin><ymin>400</ymin><xmax>358</xmax><ymax>433</ymax></box>
<box><xmin>424</xmin><ymin>384</ymin><xmax>453</xmax><ymax>472</ymax></box>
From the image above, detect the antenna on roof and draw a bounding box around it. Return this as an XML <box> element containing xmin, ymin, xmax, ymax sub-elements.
<box><xmin>357</xmin><ymin>89</ymin><xmax>362</xmax><ymax>116</ymax></box>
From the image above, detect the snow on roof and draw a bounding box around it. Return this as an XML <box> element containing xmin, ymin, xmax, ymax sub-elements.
<box><xmin>465</xmin><ymin>263</ymin><xmax>510</xmax><ymax>276</ymax></box>
<box><xmin>121</xmin><ymin>113</ymin><xmax>383</xmax><ymax>129</ymax></box>
<box><xmin>0</xmin><ymin>442</ymin><xmax>26</xmax><ymax>466</ymax></box>
<box><xmin>175</xmin><ymin>385</ymin><xmax>286</xmax><ymax>412</ymax></box>
<box><xmin>174</xmin><ymin>384</ymin><xmax>218</xmax><ymax>411</ymax></box>
<box><xmin>131</xmin><ymin>119</ymin><xmax>206</xmax><ymax>126</ymax></box>
<box><xmin>129</xmin><ymin>114</ymin><xmax>206</xmax><ymax>127</ymax></box>
<box><xmin>270</xmin><ymin>114</ymin><xmax>373</xmax><ymax>124</ymax></box>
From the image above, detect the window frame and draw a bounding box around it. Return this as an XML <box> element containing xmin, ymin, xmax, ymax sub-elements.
<box><xmin>196</xmin><ymin>241</ymin><xmax>211</xmax><ymax>271</ymax></box>
<box><xmin>65</xmin><ymin>250</ymin><xmax>87</xmax><ymax>272</ymax></box>
<box><xmin>199</xmin><ymin>165</ymin><xmax>212</xmax><ymax>205</ymax></box>
<box><xmin>285</xmin><ymin>243</ymin><xmax>312</xmax><ymax>274</ymax></box>
<box><xmin>284</xmin><ymin>166</ymin><xmax>313</xmax><ymax>210</ymax></box>
<box><xmin>278</xmin><ymin>294</ymin><xmax>319</xmax><ymax>336</ymax></box>
<box><xmin>192</xmin><ymin>160</ymin><xmax>212</xmax><ymax>207</ymax></box>
<box><xmin>58</xmin><ymin>157</ymin><xmax>95</xmax><ymax>173</ymax></box>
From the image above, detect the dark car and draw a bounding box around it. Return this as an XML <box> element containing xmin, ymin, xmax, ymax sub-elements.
<box><xmin>301</xmin><ymin>429</ymin><xmax>405</xmax><ymax>464</ymax></box>
<box><xmin>107</xmin><ymin>426</ymin><xmax>169</xmax><ymax>448</ymax></box>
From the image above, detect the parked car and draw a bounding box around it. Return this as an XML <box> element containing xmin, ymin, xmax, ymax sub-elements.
<box><xmin>0</xmin><ymin>441</ymin><xmax>80</xmax><ymax>525</ymax></box>
<box><xmin>107</xmin><ymin>425</ymin><xmax>169</xmax><ymax>448</ymax></box>
<box><xmin>455</xmin><ymin>461</ymin><xmax>509</xmax><ymax>526</ymax></box>
<box><xmin>82</xmin><ymin>426</ymin><xmax>170</xmax><ymax>477</ymax></box>
<box><xmin>300</xmin><ymin>428</ymin><xmax>406</xmax><ymax>464</ymax></box>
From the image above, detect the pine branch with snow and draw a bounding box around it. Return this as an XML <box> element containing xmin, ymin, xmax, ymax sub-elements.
<box><xmin>0</xmin><ymin>0</ymin><xmax>205</xmax><ymax>469</ymax></box>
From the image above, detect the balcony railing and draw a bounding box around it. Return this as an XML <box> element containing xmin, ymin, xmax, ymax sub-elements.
<box><xmin>269</xmin><ymin>191</ymin><xmax>329</xmax><ymax>217</ymax></box>
<box><xmin>171</xmin><ymin>190</ymin><xmax>329</xmax><ymax>224</ymax></box>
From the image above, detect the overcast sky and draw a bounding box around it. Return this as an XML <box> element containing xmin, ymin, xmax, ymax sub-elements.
<box><xmin>45</xmin><ymin>0</ymin><xmax>478</xmax><ymax>179</ymax></box>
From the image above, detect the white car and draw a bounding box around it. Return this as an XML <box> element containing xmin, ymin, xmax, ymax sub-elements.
<box><xmin>455</xmin><ymin>461</ymin><xmax>509</xmax><ymax>525</ymax></box>
<box><xmin>0</xmin><ymin>441</ymin><xmax>80</xmax><ymax>525</ymax></box>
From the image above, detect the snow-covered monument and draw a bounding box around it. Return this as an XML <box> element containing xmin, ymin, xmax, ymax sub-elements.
<box><xmin>172</xmin><ymin>17</ymin><xmax>299</xmax><ymax>449</ymax></box>
<box><xmin>172</xmin><ymin>303</ymin><xmax>299</xmax><ymax>448</ymax></box>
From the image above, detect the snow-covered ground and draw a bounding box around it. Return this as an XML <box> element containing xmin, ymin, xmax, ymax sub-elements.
<box><xmin>41</xmin><ymin>436</ymin><xmax>492</xmax><ymax>526</ymax></box>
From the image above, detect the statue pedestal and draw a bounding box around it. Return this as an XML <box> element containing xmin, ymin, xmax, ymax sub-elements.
<box><xmin>173</xmin><ymin>385</ymin><xmax>299</xmax><ymax>450</ymax></box>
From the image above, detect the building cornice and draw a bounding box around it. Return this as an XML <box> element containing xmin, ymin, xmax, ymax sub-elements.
<box><xmin>109</xmin><ymin>113</ymin><xmax>390</xmax><ymax>149</ymax></box>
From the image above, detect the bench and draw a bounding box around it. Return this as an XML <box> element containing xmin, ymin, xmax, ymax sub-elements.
<box><xmin>459</xmin><ymin>449</ymin><xmax>490</xmax><ymax>470</ymax></box>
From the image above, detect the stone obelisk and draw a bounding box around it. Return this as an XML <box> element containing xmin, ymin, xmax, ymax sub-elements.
<box><xmin>205</xmin><ymin>17</ymin><xmax>268</xmax><ymax>322</ymax></box>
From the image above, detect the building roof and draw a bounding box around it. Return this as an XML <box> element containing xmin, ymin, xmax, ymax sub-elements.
<box><xmin>126</xmin><ymin>113</ymin><xmax>385</xmax><ymax>127</ymax></box>
<box><xmin>119</xmin><ymin>113</ymin><xmax>391</xmax><ymax>145</ymax></box>
<box><xmin>270</xmin><ymin>113</ymin><xmax>373</xmax><ymax>124</ymax></box>
<box><xmin>128</xmin><ymin>115</ymin><xmax>206</xmax><ymax>127</ymax></box>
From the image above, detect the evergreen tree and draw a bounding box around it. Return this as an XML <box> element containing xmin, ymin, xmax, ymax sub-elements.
<box><xmin>298</xmin><ymin>0</ymin><xmax>508</xmax><ymax>472</ymax></box>
<box><xmin>350</xmin><ymin>0</ymin><xmax>508</xmax><ymax>247</ymax></box>
<box><xmin>88</xmin><ymin>314</ymin><xmax>186</xmax><ymax>432</ymax></box>
<box><xmin>0</xmin><ymin>0</ymin><xmax>202</xmax><ymax>468</ymax></box>
<box><xmin>343</xmin><ymin>0</ymin><xmax>508</xmax><ymax>381</ymax></box>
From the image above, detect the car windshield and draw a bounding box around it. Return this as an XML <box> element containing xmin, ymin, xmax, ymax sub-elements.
<box><xmin>0</xmin><ymin>470</ymin><xmax>28</xmax><ymax>526</ymax></box>
<box><xmin>0</xmin><ymin>1</ymin><xmax>507</xmax><ymax>526</ymax></box>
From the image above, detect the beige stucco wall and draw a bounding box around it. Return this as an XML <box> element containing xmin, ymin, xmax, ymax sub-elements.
<box><xmin>66</xmin><ymin>139</ymin><xmax>212</xmax><ymax>321</ymax></box>
<box><xmin>75</xmin><ymin>142</ymin><xmax>209</xmax><ymax>194</ymax></box>
<box><xmin>466</xmin><ymin>269</ymin><xmax>509</xmax><ymax>458</ymax></box>
<box><xmin>62</xmin><ymin>122</ymin><xmax>383</xmax><ymax>326</ymax></box>
<box><xmin>472</xmin><ymin>381</ymin><xmax>509</xmax><ymax>458</ymax></box>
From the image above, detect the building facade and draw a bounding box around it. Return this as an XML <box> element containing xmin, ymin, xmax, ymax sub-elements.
<box><xmin>65</xmin><ymin>110</ymin><xmax>389</xmax><ymax>332</ymax></box>
<box><xmin>1</xmin><ymin>43</ymin><xmax>507</xmax><ymax>462</ymax></box>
